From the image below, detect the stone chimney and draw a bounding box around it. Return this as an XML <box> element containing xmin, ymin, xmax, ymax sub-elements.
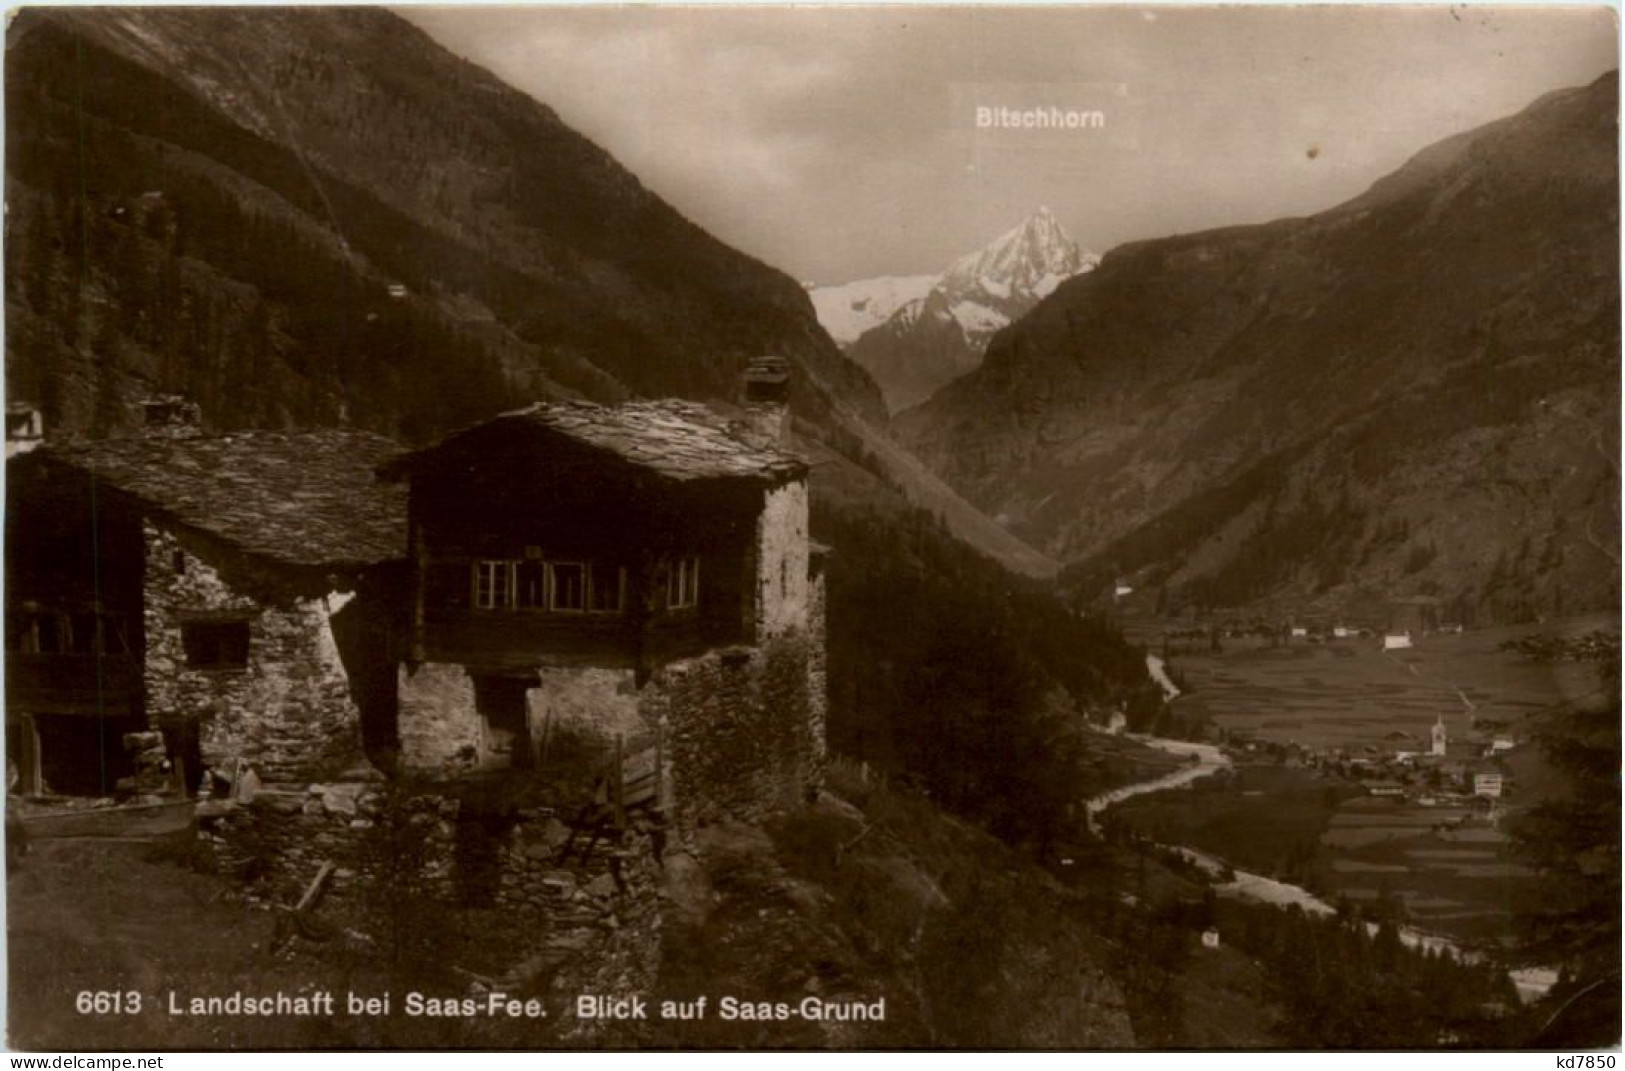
<box><xmin>741</xmin><ymin>355</ymin><xmax>791</xmax><ymax>447</ymax></box>
<box><xmin>139</xmin><ymin>394</ymin><xmax>203</xmax><ymax>438</ymax></box>
<box><xmin>5</xmin><ymin>403</ymin><xmax>43</xmax><ymax>458</ymax></box>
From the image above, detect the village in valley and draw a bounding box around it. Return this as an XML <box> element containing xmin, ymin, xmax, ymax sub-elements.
<box><xmin>1154</xmin><ymin>615</ymin><xmax>1520</xmax><ymax>808</ymax></box>
<box><xmin>1088</xmin><ymin>587</ymin><xmax>1614</xmax><ymax>982</ymax></box>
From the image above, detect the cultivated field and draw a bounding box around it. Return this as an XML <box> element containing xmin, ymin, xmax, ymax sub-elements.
<box><xmin>1167</xmin><ymin>614</ymin><xmax>1613</xmax><ymax>752</ymax></box>
<box><xmin>1123</xmin><ymin>613</ymin><xmax>1615</xmax><ymax>945</ymax></box>
<box><xmin>1319</xmin><ymin>796</ymin><xmax>1538</xmax><ymax>944</ymax></box>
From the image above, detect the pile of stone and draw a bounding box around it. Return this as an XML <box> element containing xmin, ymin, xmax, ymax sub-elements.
<box><xmin>195</xmin><ymin>778</ymin><xmax>393</xmax><ymax>894</ymax></box>
<box><xmin>195</xmin><ymin>779</ymin><xmax>663</xmax><ymax>1000</ymax></box>
<box><xmin>118</xmin><ymin>731</ymin><xmax>171</xmax><ymax>797</ymax></box>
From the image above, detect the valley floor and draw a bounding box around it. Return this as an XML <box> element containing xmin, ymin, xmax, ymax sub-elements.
<box><xmin>1117</xmin><ymin>614</ymin><xmax>1616</xmax><ymax>947</ymax></box>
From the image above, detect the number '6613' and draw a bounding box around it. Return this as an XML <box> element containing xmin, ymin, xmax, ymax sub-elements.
<box><xmin>75</xmin><ymin>991</ymin><xmax>141</xmax><ymax>1015</ymax></box>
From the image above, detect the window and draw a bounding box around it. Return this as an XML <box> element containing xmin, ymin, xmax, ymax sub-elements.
<box><xmin>468</xmin><ymin>557</ymin><xmax>624</xmax><ymax>614</ymax></box>
<box><xmin>143</xmin><ymin>401</ymin><xmax>183</xmax><ymax>427</ymax></box>
<box><xmin>548</xmin><ymin>562</ymin><xmax>586</xmax><ymax>612</ymax></box>
<box><xmin>101</xmin><ymin>616</ymin><xmax>130</xmax><ymax>655</ymax></box>
<box><xmin>516</xmin><ymin>560</ymin><xmax>547</xmax><ymax>609</ymax></box>
<box><xmin>587</xmin><ymin>564</ymin><xmax>626</xmax><ymax>613</ymax></box>
<box><xmin>182</xmin><ymin>621</ymin><xmax>250</xmax><ymax>669</ymax></box>
<box><xmin>10</xmin><ymin>612</ymin><xmax>65</xmax><ymax>654</ymax></box>
<box><xmin>9</xmin><ymin>612</ymin><xmax>129</xmax><ymax>655</ymax></box>
<box><xmin>8</xmin><ymin>612</ymin><xmax>56</xmax><ymax>653</ymax></box>
<box><xmin>667</xmin><ymin>556</ymin><xmax>700</xmax><ymax>610</ymax></box>
<box><xmin>69</xmin><ymin>614</ymin><xmax>98</xmax><ymax>655</ymax></box>
<box><xmin>473</xmin><ymin>561</ymin><xmax>515</xmax><ymax>610</ymax></box>
<box><xmin>5</xmin><ymin>409</ymin><xmax>34</xmax><ymax>438</ymax></box>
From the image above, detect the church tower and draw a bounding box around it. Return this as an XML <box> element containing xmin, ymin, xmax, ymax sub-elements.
<box><xmin>1431</xmin><ymin>713</ymin><xmax>1448</xmax><ymax>757</ymax></box>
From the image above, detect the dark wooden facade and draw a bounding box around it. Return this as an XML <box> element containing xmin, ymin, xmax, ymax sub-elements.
<box><xmin>6</xmin><ymin>459</ymin><xmax>147</xmax><ymax>795</ymax></box>
<box><xmin>403</xmin><ymin>427</ymin><xmax>767</xmax><ymax>678</ymax></box>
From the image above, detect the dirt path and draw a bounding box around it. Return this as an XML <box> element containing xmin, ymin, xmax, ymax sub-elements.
<box><xmin>7</xmin><ymin>837</ymin><xmax>381</xmax><ymax>1050</ymax></box>
<box><xmin>1382</xmin><ymin>650</ymin><xmax>1478</xmax><ymax>717</ymax></box>
<box><xmin>1145</xmin><ymin>654</ymin><xmax>1182</xmax><ymax>701</ymax></box>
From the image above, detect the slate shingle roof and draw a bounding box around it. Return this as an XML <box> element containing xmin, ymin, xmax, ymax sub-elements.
<box><xmin>388</xmin><ymin>400</ymin><xmax>807</xmax><ymax>484</ymax></box>
<box><xmin>32</xmin><ymin>430</ymin><xmax>407</xmax><ymax>568</ymax></box>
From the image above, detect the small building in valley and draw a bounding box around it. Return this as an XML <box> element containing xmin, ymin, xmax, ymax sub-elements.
<box><xmin>1431</xmin><ymin>712</ymin><xmax>1449</xmax><ymax>757</ymax></box>
<box><xmin>1382</xmin><ymin>631</ymin><xmax>1414</xmax><ymax>651</ymax></box>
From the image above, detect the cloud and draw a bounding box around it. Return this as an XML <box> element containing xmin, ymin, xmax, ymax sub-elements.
<box><xmin>406</xmin><ymin>6</ymin><xmax>1618</xmax><ymax>282</ymax></box>
<box><xmin>413</xmin><ymin>10</ymin><xmax>857</xmax><ymax>209</ymax></box>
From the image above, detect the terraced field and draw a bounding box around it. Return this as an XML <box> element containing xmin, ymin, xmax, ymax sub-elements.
<box><xmin>1134</xmin><ymin>614</ymin><xmax>1615</xmax><ymax>945</ymax></box>
<box><xmin>1169</xmin><ymin>615</ymin><xmax>1612</xmax><ymax>752</ymax></box>
<box><xmin>1319</xmin><ymin>796</ymin><xmax>1538</xmax><ymax>943</ymax></box>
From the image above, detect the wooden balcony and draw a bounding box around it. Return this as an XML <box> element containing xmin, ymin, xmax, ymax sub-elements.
<box><xmin>7</xmin><ymin>653</ymin><xmax>142</xmax><ymax>717</ymax></box>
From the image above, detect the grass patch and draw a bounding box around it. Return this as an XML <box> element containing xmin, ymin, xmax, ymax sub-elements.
<box><xmin>1115</xmin><ymin>764</ymin><xmax>1357</xmax><ymax>882</ymax></box>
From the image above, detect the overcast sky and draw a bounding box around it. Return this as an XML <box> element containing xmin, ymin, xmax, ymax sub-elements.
<box><xmin>404</xmin><ymin>5</ymin><xmax>1618</xmax><ymax>284</ymax></box>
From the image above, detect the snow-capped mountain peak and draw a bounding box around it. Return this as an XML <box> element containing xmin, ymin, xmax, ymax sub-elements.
<box><xmin>807</xmin><ymin>273</ymin><xmax>938</xmax><ymax>347</ymax></box>
<box><xmin>941</xmin><ymin>207</ymin><xmax>1096</xmax><ymax>302</ymax></box>
<box><xmin>814</xmin><ymin>209</ymin><xmax>1100</xmax><ymax>412</ymax></box>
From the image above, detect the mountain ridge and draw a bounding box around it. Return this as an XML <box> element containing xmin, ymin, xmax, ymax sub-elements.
<box><xmin>5</xmin><ymin>6</ymin><xmax>884</xmax><ymax>436</ymax></box>
<box><xmin>3</xmin><ymin>5</ymin><xmax>1056</xmax><ymax>580</ymax></box>
<box><xmin>897</xmin><ymin>71</ymin><xmax>1620</xmax><ymax>620</ymax></box>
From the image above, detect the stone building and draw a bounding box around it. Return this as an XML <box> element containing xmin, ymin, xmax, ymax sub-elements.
<box><xmin>6</xmin><ymin>423</ymin><xmax>405</xmax><ymax>794</ymax></box>
<box><xmin>9</xmin><ymin>369</ymin><xmax>828</xmax><ymax>1001</ymax></box>
<box><xmin>380</xmin><ymin>383</ymin><xmax>828</xmax><ymax>832</ymax></box>
<box><xmin>9</xmin><ymin>361</ymin><xmax>826</xmax><ymax>844</ymax></box>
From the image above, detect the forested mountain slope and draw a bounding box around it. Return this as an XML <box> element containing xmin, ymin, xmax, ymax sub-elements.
<box><xmin>898</xmin><ymin>73</ymin><xmax>1620</xmax><ymax>620</ymax></box>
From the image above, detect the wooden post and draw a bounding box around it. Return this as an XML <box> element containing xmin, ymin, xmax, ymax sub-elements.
<box><xmin>613</xmin><ymin>734</ymin><xmax>626</xmax><ymax>827</ymax></box>
<box><xmin>17</xmin><ymin>715</ymin><xmax>41</xmax><ymax>797</ymax></box>
<box><xmin>409</xmin><ymin>512</ymin><xmax>428</xmax><ymax>663</ymax></box>
<box><xmin>536</xmin><ymin>699</ymin><xmax>551</xmax><ymax>770</ymax></box>
<box><xmin>655</xmin><ymin>725</ymin><xmax>666</xmax><ymax>812</ymax></box>
<box><xmin>294</xmin><ymin>860</ymin><xmax>336</xmax><ymax>914</ymax></box>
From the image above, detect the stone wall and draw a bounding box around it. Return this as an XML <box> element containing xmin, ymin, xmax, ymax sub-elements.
<box><xmin>529</xmin><ymin>666</ymin><xmax>647</xmax><ymax>751</ymax></box>
<box><xmin>754</xmin><ymin>480</ymin><xmax>810</xmax><ymax>640</ymax></box>
<box><xmin>397</xmin><ymin>662</ymin><xmax>653</xmax><ymax>777</ymax></box>
<box><xmin>392</xmin><ymin>624</ymin><xmax>825</xmax><ymax>833</ymax></box>
<box><xmin>647</xmin><ymin>627</ymin><xmax>822</xmax><ymax>836</ymax></box>
<box><xmin>196</xmin><ymin>781</ymin><xmax>389</xmax><ymax>903</ymax></box>
<box><xmin>807</xmin><ymin>564</ymin><xmax>828</xmax><ymax>774</ymax></box>
<box><xmin>196</xmin><ymin>777</ymin><xmax>663</xmax><ymax>1006</ymax></box>
<box><xmin>396</xmin><ymin>661</ymin><xmax>483</xmax><ymax>776</ymax></box>
<box><xmin>143</xmin><ymin>523</ymin><xmax>368</xmax><ymax>782</ymax></box>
